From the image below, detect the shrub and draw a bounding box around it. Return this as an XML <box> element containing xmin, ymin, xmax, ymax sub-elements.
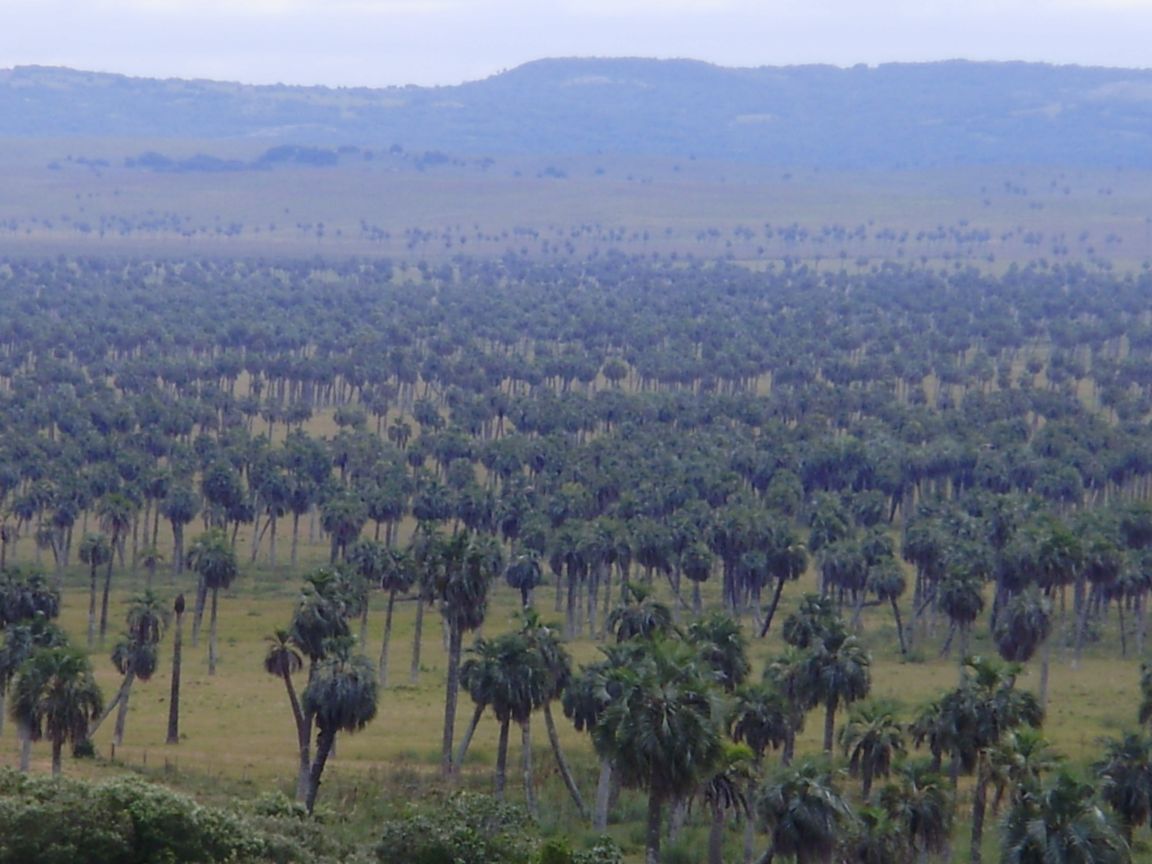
<box><xmin>375</xmin><ymin>792</ymin><xmax>537</xmax><ymax>864</ymax></box>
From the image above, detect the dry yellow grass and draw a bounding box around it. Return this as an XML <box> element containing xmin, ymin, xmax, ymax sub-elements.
<box><xmin>5</xmin><ymin>546</ymin><xmax>1143</xmax><ymax>800</ymax></box>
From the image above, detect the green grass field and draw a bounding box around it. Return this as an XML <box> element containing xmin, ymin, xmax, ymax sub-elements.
<box><xmin>4</xmin><ymin>525</ymin><xmax>1148</xmax><ymax>860</ymax></box>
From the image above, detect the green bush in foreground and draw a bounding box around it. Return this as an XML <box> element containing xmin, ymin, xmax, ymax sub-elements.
<box><xmin>374</xmin><ymin>792</ymin><xmax>622</xmax><ymax>864</ymax></box>
<box><xmin>0</xmin><ymin>770</ymin><xmax>355</xmax><ymax>864</ymax></box>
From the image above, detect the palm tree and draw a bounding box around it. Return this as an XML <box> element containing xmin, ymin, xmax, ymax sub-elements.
<box><xmin>607</xmin><ymin>582</ymin><xmax>674</xmax><ymax>642</ymax></box>
<box><xmin>361</xmin><ymin>544</ymin><xmax>413</xmax><ymax>686</ymax></box>
<box><xmin>77</xmin><ymin>533</ymin><xmax>111</xmax><ymax>649</ymax></box>
<box><xmin>865</xmin><ymin>558</ymin><xmax>908</xmax><ymax>655</ymax></box>
<box><xmin>700</xmin><ymin>743</ymin><xmax>753</xmax><ymax>864</ymax></box>
<box><xmin>878</xmin><ymin>760</ymin><xmax>953</xmax><ymax>861</ymax></box>
<box><xmin>520</xmin><ymin>609</ymin><xmax>587</xmax><ymax>818</ymax></box>
<box><xmin>186</xmin><ymin>529</ymin><xmax>238</xmax><ymax>675</ymax></box>
<box><xmin>434</xmin><ymin>530</ymin><xmax>503</xmax><ymax>776</ymax></box>
<box><xmin>9</xmin><ymin>646</ymin><xmax>103</xmax><ymax>775</ymax></box>
<box><xmin>264</xmin><ymin>628</ymin><xmax>310</xmax><ymax>803</ymax></box>
<box><xmin>458</xmin><ymin>631</ymin><xmax>545</xmax><ymax>799</ymax></box>
<box><xmin>994</xmin><ymin>588</ymin><xmax>1053</xmax><ymax>705</ymax></box>
<box><xmin>505</xmin><ymin>549</ymin><xmax>544</xmax><ymax>609</ymax></box>
<box><xmin>759</xmin><ymin>521</ymin><xmax>808</xmax><ymax>638</ymax></box>
<box><xmin>97</xmin><ymin>493</ymin><xmax>137</xmax><ymax>642</ymax></box>
<box><xmin>166</xmin><ymin>592</ymin><xmax>184</xmax><ymax>745</ymax></box>
<box><xmin>89</xmin><ymin>590</ymin><xmax>167</xmax><ymax>747</ymax></box>
<box><xmin>591</xmin><ymin>637</ymin><xmax>724</xmax><ymax>864</ymax></box>
<box><xmin>689</xmin><ymin>612</ymin><xmax>752</xmax><ymax>692</ymax></box>
<box><xmin>1095</xmin><ymin>732</ymin><xmax>1152</xmax><ymax>843</ymax></box>
<box><xmin>0</xmin><ymin>615</ymin><xmax>67</xmax><ymax>769</ymax></box>
<box><xmin>958</xmin><ymin>656</ymin><xmax>1044</xmax><ymax>864</ymax></box>
<box><xmin>841</xmin><ymin>806</ymin><xmax>911</xmax><ymax>864</ymax></box>
<box><xmin>1000</xmin><ymin>772</ymin><xmax>1129</xmax><ymax>864</ymax></box>
<box><xmin>301</xmin><ymin>642</ymin><xmax>378</xmax><ymax>814</ymax></box>
<box><xmin>757</xmin><ymin>759</ymin><xmax>854</xmax><ymax>864</ymax></box>
<box><xmin>320</xmin><ymin>491</ymin><xmax>367</xmax><ymax>564</ymax></box>
<box><xmin>938</xmin><ymin>569</ymin><xmax>985</xmax><ymax>660</ymax></box>
<box><xmin>803</xmin><ymin>623</ymin><xmax>872</xmax><ymax>753</ymax></box>
<box><xmin>839</xmin><ymin>700</ymin><xmax>906</xmax><ymax>799</ymax></box>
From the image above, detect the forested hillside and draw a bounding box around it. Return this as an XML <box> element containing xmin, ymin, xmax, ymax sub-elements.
<box><xmin>4</xmin><ymin>59</ymin><xmax>1152</xmax><ymax>167</ymax></box>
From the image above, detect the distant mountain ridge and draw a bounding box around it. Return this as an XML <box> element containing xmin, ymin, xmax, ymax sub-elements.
<box><xmin>3</xmin><ymin>58</ymin><xmax>1152</xmax><ymax>168</ymax></box>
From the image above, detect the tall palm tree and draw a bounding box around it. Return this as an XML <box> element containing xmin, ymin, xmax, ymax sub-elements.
<box><xmin>607</xmin><ymin>582</ymin><xmax>674</xmax><ymax>642</ymax></box>
<box><xmin>803</xmin><ymin>623</ymin><xmax>872</xmax><ymax>753</ymax></box>
<box><xmin>166</xmin><ymin>592</ymin><xmax>185</xmax><ymax>745</ymax></box>
<box><xmin>957</xmin><ymin>656</ymin><xmax>1044</xmax><ymax>864</ymax></box>
<box><xmin>434</xmin><ymin>530</ymin><xmax>503</xmax><ymax>776</ymax></box>
<box><xmin>505</xmin><ymin>549</ymin><xmax>544</xmax><ymax>609</ymax></box>
<box><xmin>0</xmin><ymin>615</ymin><xmax>67</xmax><ymax>769</ymax></box>
<box><xmin>689</xmin><ymin>612</ymin><xmax>752</xmax><ymax>692</ymax></box>
<box><xmin>9</xmin><ymin>646</ymin><xmax>103</xmax><ymax>775</ymax></box>
<box><xmin>839</xmin><ymin>700</ymin><xmax>906</xmax><ymax>799</ymax></box>
<box><xmin>89</xmin><ymin>590</ymin><xmax>167</xmax><ymax>747</ymax></box>
<box><xmin>520</xmin><ymin>609</ymin><xmax>587</xmax><ymax>818</ymax></box>
<box><xmin>186</xmin><ymin>529</ymin><xmax>238</xmax><ymax>675</ymax></box>
<box><xmin>97</xmin><ymin>492</ymin><xmax>137</xmax><ymax>643</ymax></box>
<box><xmin>757</xmin><ymin>759</ymin><xmax>854</xmax><ymax>864</ymax></box>
<box><xmin>362</xmin><ymin>544</ymin><xmax>413</xmax><ymax>686</ymax></box>
<box><xmin>1095</xmin><ymin>732</ymin><xmax>1152</xmax><ymax>843</ymax></box>
<box><xmin>458</xmin><ymin>631</ymin><xmax>545</xmax><ymax>799</ymax></box>
<box><xmin>994</xmin><ymin>587</ymin><xmax>1053</xmax><ymax>706</ymax></box>
<box><xmin>301</xmin><ymin>642</ymin><xmax>378</xmax><ymax>814</ymax></box>
<box><xmin>865</xmin><ymin>558</ymin><xmax>908</xmax><ymax>655</ymax></box>
<box><xmin>878</xmin><ymin>760</ymin><xmax>953</xmax><ymax>861</ymax></box>
<box><xmin>264</xmin><ymin>628</ymin><xmax>309</xmax><ymax>803</ymax></box>
<box><xmin>77</xmin><ymin>533</ymin><xmax>111</xmax><ymax>649</ymax></box>
<box><xmin>591</xmin><ymin>637</ymin><xmax>724</xmax><ymax>864</ymax></box>
<box><xmin>700</xmin><ymin>743</ymin><xmax>753</xmax><ymax>864</ymax></box>
<box><xmin>1000</xmin><ymin>772</ymin><xmax>1129</xmax><ymax>864</ymax></box>
<box><xmin>759</xmin><ymin>521</ymin><xmax>808</xmax><ymax>638</ymax></box>
<box><xmin>841</xmin><ymin>806</ymin><xmax>911</xmax><ymax>864</ymax></box>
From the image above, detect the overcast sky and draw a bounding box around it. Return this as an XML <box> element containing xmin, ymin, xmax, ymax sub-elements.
<box><xmin>3</xmin><ymin>0</ymin><xmax>1150</xmax><ymax>88</ymax></box>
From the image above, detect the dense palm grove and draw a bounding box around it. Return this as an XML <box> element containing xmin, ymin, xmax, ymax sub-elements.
<box><xmin>2</xmin><ymin>252</ymin><xmax>1152</xmax><ymax>862</ymax></box>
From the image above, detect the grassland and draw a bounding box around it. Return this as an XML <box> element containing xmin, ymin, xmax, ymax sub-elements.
<box><xmin>0</xmin><ymin>139</ymin><xmax>1149</xmax><ymax>268</ymax></box>
<box><xmin>3</xmin><ymin>516</ymin><xmax>1146</xmax><ymax>861</ymax></box>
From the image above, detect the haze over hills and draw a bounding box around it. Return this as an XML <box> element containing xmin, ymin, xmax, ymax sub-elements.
<box><xmin>3</xmin><ymin>58</ymin><xmax>1152</xmax><ymax>168</ymax></box>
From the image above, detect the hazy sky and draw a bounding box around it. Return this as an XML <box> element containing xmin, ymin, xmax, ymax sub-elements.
<box><xmin>3</xmin><ymin>0</ymin><xmax>1150</xmax><ymax>87</ymax></box>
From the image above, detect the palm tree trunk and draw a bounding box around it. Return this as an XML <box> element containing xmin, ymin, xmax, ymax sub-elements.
<box><xmin>495</xmin><ymin>717</ymin><xmax>510</xmax><ymax>799</ymax></box>
<box><xmin>455</xmin><ymin>703</ymin><xmax>484</xmax><ymax>767</ymax></box>
<box><xmin>970</xmin><ymin>772</ymin><xmax>988</xmax><ymax>864</ymax></box>
<box><xmin>112</xmin><ymin>672</ymin><xmax>136</xmax><ymax>747</ymax></box>
<box><xmin>645</xmin><ymin>790</ymin><xmax>663</xmax><ymax>864</ymax></box>
<box><xmin>1039</xmin><ymin>633</ymin><xmax>1052</xmax><ymax>710</ymax></box>
<box><xmin>208</xmin><ymin>586</ymin><xmax>220</xmax><ymax>675</ymax></box>
<box><xmin>544</xmin><ymin>702</ymin><xmax>587</xmax><ymax>818</ymax></box>
<box><xmin>17</xmin><ymin>722</ymin><xmax>31</xmax><ymax>772</ymax></box>
<box><xmin>290</xmin><ymin>511</ymin><xmax>300</xmax><ymax>568</ymax></box>
<box><xmin>276</xmin><ymin>667</ymin><xmax>310</xmax><ymax>804</ymax></box>
<box><xmin>823</xmin><ymin>701</ymin><xmax>836</xmax><ymax>753</ymax></box>
<box><xmin>167</xmin><ymin>609</ymin><xmax>183</xmax><ymax>744</ymax></box>
<box><xmin>441</xmin><ymin>624</ymin><xmax>462</xmax><ymax>776</ymax></box>
<box><xmin>891</xmin><ymin>597</ymin><xmax>907</xmax><ymax>654</ymax></box>
<box><xmin>87</xmin><ymin>564</ymin><xmax>98</xmax><ymax>648</ymax></box>
<box><xmin>191</xmin><ymin>574</ymin><xmax>207</xmax><ymax>647</ymax></box>
<box><xmin>410</xmin><ymin>595</ymin><xmax>425</xmax><ymax>684</ymax></box>
<box><xmin>521</xmin><ymin>720</ymin><xmax>536</xmax><ymax>817</ymax></box>
<box><xmin>99</xmin><ymin>557</ymin><xmax>114</xmax><ymax>643</ymax></box>
<box><xmin>89</xmin><ymin>672</ymin><xmax>132</xmax><ymax>739</ymax></box>
<box><xmin>51</xmin><ymin>737</ymin><xmax>63</xmax><ymax>776</ymax></box>
<box><xmin>708</xmin><ymin>804</ymin><xmax>725</xmax><ymax>864</ymax></box>
<box><xmin>595</xmin><ymin>757</ymin><xmax>613</xmax><ymax>831</ymax></box>
<box><xmin>758</xmin><ymin>575</ymin><xmax>789</xmax><ymax>638</ymax></box>
<box><xmin>305</xmin><ymin>727</ymin><xmax>336</xmax><ymax>815</ymax></box>
<box><xmin>377</xmin><ymin>588</ymin><xmax>396</xmax><ymax>685</ymax></box>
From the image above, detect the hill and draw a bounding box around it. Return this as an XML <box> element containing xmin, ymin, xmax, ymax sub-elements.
<box><xmin>3</xmin><ymin>58</ymin><xmax>1152</xmax><ymax>168</ymax></box>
